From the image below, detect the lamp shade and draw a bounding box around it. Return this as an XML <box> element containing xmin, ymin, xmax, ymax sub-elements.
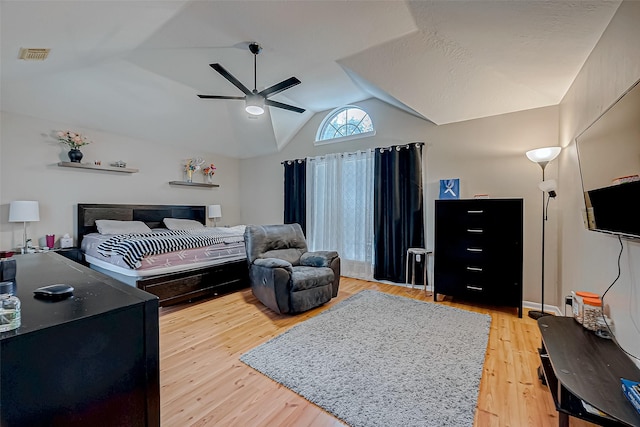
<box><xmin>9</xmin><ymin>201</ymin><xmax>40</xmax><ymax>222</ymax></box>
<box><xmin>526</xmin><ymin>147</ymin><xmax>561</xmax><ymax>164</ymax></box>
<box><xmin>208</xmin><ymin>204</ymin><xmax>222</xmax><ymax>219</ymax></box>
<box><xmin>538</xmin><ymin>179</ymin><xmax>557</xmax><ymax>193</ymax></box>
<box><xmin>245</xmin><ymin>95</ymin><xmax>265</xmax><ymax>115</ymax></box>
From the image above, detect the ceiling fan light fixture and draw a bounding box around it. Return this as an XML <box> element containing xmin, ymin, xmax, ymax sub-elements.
<box><xmin>199</xmin><ymin>41</ymin><xmax>304</xmax><ymax>114</ymax></box>
<box><xmin>245</xmin><ymin>95</ymin><xmax>264</xmax><ymax>115</ymax></box>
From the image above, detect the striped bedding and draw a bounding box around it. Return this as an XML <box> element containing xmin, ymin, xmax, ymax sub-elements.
<box><xmin>84</xmin><ymin>227</ymin><xmax>245</xmax><ymax>270</ymax></box>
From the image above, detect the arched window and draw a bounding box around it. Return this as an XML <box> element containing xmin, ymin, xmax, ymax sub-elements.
<box><xmin>316</xmin><ymin>105</ymin><xmax>375</xmax><ymax>144</ymax></box>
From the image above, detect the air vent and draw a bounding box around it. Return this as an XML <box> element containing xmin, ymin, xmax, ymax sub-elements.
<box><xmin>18</xmin><ymin>48</ymin><xmax>50</xmax><ymax>61</ymax></box>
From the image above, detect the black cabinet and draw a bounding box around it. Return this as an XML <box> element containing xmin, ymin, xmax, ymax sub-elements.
<box><xmin>0</xmin><ymin>252</ymin><xmax>159</xmax><ymax>426</ymax></box>
<box><xmin>434</xmin><ymin>198</ymin><xmax>523</xmax><ymax>317</ymax></box>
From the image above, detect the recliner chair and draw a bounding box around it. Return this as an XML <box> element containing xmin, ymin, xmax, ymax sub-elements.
<box><xmin>244</xmin><ymin>223</ymin><xmax>340</xmax><ymax>314</ymax></box>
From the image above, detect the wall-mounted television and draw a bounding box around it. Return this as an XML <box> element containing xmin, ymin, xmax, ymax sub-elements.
<box><xmin>576</xmin><ymin>78</ymin><xmax>640</xmax><ymax>239</ymax></box>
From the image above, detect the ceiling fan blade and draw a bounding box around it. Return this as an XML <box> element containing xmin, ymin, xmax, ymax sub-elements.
<box><xmin>209</xmin><ymin>63</ymin><xmax>252</xmax><ymax>96</ymax></box>
<box><xmin>258</xmin><ymin>77</ymin><xmax>301</xmax><ymax>98</ymax></box>
<box><xmin>197</xmin><ymin>95</ymin><xmax>246</xmax><ymax>100</ymax></box>
<box><xmin>265</xmin><ymin>99</ymin><xmax>305</xmax><ymax>114</ymax></box>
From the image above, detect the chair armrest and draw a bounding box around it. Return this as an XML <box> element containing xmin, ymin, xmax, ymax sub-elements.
<box><xmin>300</xmin><ymin>251</ymin><xmax>339</xmax><ymax>268</ymax></box>
<box><xmin>254</xmin><ymin>257</ymin><xmax>293</xmax><ymax>272</ymax></box>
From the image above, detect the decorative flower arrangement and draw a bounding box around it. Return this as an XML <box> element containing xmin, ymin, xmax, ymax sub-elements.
<box><xmin>182</xmin><ymin>157</ymin><xmax>205</xmax><ymax>182</ymax></box>
<box><xmin>202</xmin><ymin>163</ymin><xmax>217</xmax><ymax>183</ymax></box>
<box><xmin>202</xmin><ymin>163</ymin><xmax>216</xmax><ymax>176</ymax></box>
<box><xmin>57</xmin><ymin>130</ymin><xmax>92</xmax><ymax>150</ymax></box>
<box><xmin>183</xmin><ymin>157</ymin><xmax>205</xmax><ymax>172</ymax></box>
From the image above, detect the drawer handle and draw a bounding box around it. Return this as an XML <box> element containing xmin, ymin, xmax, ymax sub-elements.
<box><xmin>467</xmin><ymin>229</ymin><xmax>483</xmax><ymax>233</ymax></box>
<box><xmin>466</xmin><ymin>285</ymin><xmax>483</xmax><ymax>291</ymax></box>
<box><xmin>466</xmin><ymin>248</ymin><xmax>483</xmax><ymax>252</ymax></box>
<box><xmin>466</xmin><ymin>266</ymin><xmax>483</xmax><ymax>272</ymax></box>
<box><xmin>467</xmin><ymin>210</ymin><xmax>484</xmax><ymax>214</ymax></box>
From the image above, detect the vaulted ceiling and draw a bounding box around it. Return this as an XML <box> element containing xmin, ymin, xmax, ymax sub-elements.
<box><xmin>0</xmin><ymin>1</ymin><xmax>620</xmax><ymax>159</ymax></box>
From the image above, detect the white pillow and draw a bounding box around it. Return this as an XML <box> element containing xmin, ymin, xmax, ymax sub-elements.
<box><xmin>95</xmin><ymin>220</ymin><xmax>152</xmax><ymax>235</ymax></box>
<box><xmin>163</xmin><ymin>218</ymin><xmax>205</xmax><ymax>231</ymax></box>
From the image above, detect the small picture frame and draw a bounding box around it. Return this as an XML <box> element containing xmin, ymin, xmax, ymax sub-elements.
<box><xmin>439</xmin><ymin>179</ymin><xmax>460</xmax><ymax>199</ymax></box>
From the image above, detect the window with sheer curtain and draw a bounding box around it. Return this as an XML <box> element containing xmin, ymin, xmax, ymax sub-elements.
<box><xmin>306</xmin><ymin>150</ymin><xmax>374</xmax><ymax>280</ymax></box>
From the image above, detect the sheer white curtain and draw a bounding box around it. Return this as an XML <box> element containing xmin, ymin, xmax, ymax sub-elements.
<box><xmin>306</xmin><ymin>150</ymin><xmax>374</xmax><ymax>280</ymax></box>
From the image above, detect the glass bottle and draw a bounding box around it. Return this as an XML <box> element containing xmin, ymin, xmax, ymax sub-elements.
<box><xmin>0</xmin><ymin>281</ymin><xmax>21</xmax><ymax>332</ymax></box>
<box><xmin>595</xmin><ymin>315</ymin><xmax>613</xmax><ymax>339</ymax></box>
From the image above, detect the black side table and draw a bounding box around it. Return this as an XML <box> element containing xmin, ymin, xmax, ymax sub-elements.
<box><xmin>538</xmin><ymin>316</ymin><xmax>640</xmax><ymax>427</ymax></box>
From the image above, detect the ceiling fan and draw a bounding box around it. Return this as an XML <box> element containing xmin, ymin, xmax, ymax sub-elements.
<box><xmin>198</xmin><ymin>42</ymin><xmax>305</xmax><ymax>115</ymax></box>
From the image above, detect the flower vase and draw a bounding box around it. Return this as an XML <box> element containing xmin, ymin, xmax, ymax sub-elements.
<box><xmin>68</xmin><ymin>149</ymin><xmax>83</xmax><ymax>163</ymax></box>
<box><xmin>206</xmin><ymin>174</ymin><xmax>214</xmax><ymax>184</ymax></box>
<box><xmin>186</xmin><ymin>169</ymin><xmax>193</xmax><ymax>183</ymax></box>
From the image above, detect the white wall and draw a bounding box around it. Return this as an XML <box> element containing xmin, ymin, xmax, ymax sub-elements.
<box><xmin>558</xmin><ymin>1</ymin><xmax>640</xmax><ymax>359</ymax></box>
<box><xmin>239</xmin><ymin>97</ymin><xmax>560</xmax><ymax>306</ymax></box>
<box><xmin>429</xmin><ymin>106</ymin><xmax>560</xmax><ymax>305</ymax></box>
<box><xmin>0</xmin><ymin>111</ymin><xmax>241</xmax><ymax>250</ymax></box>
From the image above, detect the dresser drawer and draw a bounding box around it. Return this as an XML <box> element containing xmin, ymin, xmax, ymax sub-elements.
<box><xmin>138</xmin><ymin>260</ymin><xmax>248</xmax><ymax>305</ymax></box>
<box><xmin>436</xmin><ymin>199</ymin><xmax>522</xmax><ymax>236</ymax></box>
<box><xmin>436</xmin><ymin>237</ymin><xmax>516</xmax><ymax>262</ymax></box>
<box><xmin>436</xmin><ymin>255</ymin><xmax>519</xmax><ymax>278</ymax></box>
<box><xmin>434</xmin><ymin>270</ymin><xmax>493</xmax><ymax>298</ymax></box>
<box><xmin>435</xmin><ymin>269</ymin><xmax>521</xmax><ymax>304</ymax></box>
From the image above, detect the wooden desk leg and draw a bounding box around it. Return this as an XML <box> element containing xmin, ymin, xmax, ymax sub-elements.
<box><xmin>558</xmin><ymin>411</ymin><xmax>569</xmax><ymax>427</ymax></box>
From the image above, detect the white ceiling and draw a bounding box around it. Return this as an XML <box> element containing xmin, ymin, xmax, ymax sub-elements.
<box><xmin>0</xmin><ymin>1</ymin><xmax>621</xmax><ymax>159</ymax></box>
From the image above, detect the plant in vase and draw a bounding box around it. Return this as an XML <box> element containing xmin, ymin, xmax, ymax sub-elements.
<box><xmin>202</xmin><ymin>163</ymin><xmax>216</xmax><ymax>183</ymax></box>
<box><xmin>183</xmin><ymin>157</ymin><xmax>205</xmax><ymax>182</ymax></box>
<box><xmin>57</xmin><ymin>130</ymin><xmax>92</xmax><ymax>163</ymax></box>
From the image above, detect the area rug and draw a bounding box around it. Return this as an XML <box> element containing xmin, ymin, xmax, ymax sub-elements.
<box><xmin>240</xmin><ymin>290</ymin><xmax>491</xmax><ymax>427</ymax></box>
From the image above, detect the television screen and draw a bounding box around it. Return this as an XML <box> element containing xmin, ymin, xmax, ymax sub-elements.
<box><xmin>576</xmin><ymin>78</ymin><xmax>640</xmax><ymax>239</ymax></box>
<box><xmin>586</xmin><ymin>180</ymin><xmax>640</xmax><ymax>237</ymax></box>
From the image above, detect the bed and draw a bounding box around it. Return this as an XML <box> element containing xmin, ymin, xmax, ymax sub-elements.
<box><xmin>77</xmin><ymin>203</ymin><xmax>249</xmax><ymax>306</ymax></box>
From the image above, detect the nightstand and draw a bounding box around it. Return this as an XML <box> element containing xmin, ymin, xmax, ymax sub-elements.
<box><xmin>53</xmin><ymin>247</ymin><xmax>87</xmax><ymax>266</ymax></box>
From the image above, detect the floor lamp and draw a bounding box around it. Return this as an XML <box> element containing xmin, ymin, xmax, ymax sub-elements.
<box><xmin>526</xmin><ymin>147</ymin><xmax>561</xmax><ymax>320</ymax></box>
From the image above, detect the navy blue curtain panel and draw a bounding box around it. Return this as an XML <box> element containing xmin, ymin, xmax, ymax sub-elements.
<box><xmin>283</xmin><ymin>159</ymin><xmax>307</xmax><ymax>235</ymax></box>
<box><xmin>373</xmin><ymin>143</ymin><xmax>424</xmax><ymax>283</ymax></box>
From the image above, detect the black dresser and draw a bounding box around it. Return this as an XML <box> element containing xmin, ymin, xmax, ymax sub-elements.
<box><xmin>0</xmin><ymin>252</ymin><xmax>160</xmax><ymax>426</ymax></box>
<box><xmin>434</xmin><ymin>198</ymin><xmax>523</xmax><ymax>317</ymax></box>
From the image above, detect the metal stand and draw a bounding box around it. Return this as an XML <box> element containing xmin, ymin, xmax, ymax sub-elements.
<box><xmin>529</xmin><ymin>166</ymin><xmax>551</xmax><ymax>319</ymax></box>
<box><xmin>405</xmin><ymin>248</ymin><xmax>431</xmax><ymax>294</ymax></box>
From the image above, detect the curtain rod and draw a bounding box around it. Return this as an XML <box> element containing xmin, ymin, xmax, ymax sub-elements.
<box><xmin>281</xmin><ymin>158</ymin><xmax>306</xmax><ymax>165</ymax></box>
<box><xmin>282</xmin><ymin>142</ymin><xmax>424</xmax><ymax>164</ymax></box>
<box><xmin>377</xmin><ymin>141</ymin><xmax>424</xmax><ymax>153</ymax></box>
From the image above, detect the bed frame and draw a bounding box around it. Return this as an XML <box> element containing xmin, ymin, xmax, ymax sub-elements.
<box><xmin>77</xmin><ymin>203</ymin><xmax>248</xmax><ymax>306</ymax></box>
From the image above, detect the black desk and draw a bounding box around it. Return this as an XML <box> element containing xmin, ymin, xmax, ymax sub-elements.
<box><xmin>538</xmin><ymin>316</ymin><xmax>640</xmax><ymax>427</ymax></box>
<box><xmin>0</xmin><ymin>252</ymin><xmax>160</xmax><ymax>426</ymax></box>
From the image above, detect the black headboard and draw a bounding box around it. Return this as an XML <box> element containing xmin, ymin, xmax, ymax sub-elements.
<box><xmin>77</xmin><ymin>204</ymin><xmax>206</xmax><ymax>247</ymax></box>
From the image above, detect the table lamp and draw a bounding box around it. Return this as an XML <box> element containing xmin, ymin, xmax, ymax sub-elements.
<box><xmin>9</xmin><ymin>200</ymin><xmax>40</xmax><ymax>253</ymax></box>
<box><xmin>208</xmin><ymin>204</ymin><xmax>222</xmax><ymax>227</ymax></box>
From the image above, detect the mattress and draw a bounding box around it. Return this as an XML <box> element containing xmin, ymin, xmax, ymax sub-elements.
<box><xmin>81</xmin><ymin>226</ymin><xmax>246</xmax><ymax>277</ymax></box>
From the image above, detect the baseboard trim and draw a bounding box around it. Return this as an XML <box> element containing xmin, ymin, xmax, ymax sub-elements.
<box><xmin>369</xmin><ymin>281</ymin><xmax>566</xmax><ymax>317</ymax></box>
<box><xmin>522</xmin><ymin>300</ymin><xmax>563</xmax><ymax>317</ymax></box>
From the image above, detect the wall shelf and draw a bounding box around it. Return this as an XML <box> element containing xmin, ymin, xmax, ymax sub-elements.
<box><xmin>169</xmin><ymin>181</ymin><xmax>219</xmax><ymax>188</ymax></box>
<box><xmin>58</xmin><ymin>162</ymin><xmax>138</xmax><ymax>173</ymax></box>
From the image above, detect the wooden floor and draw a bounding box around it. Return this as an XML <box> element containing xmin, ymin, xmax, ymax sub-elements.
<box><xmin>159</xmin><ymin>278</ymin><xmax>596</xmax><ymax>427</ymax></box>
